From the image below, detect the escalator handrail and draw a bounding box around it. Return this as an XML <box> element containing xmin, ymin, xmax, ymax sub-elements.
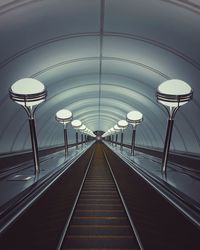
<box><xmin>56</xmin><ymin>147</ymin><xmax>96</xmax><ymax>250</ymax></box>
<box><xmin>103</xmin><ymin>148</ymin><xmax>144</xmax><ymax>250</ymax></box>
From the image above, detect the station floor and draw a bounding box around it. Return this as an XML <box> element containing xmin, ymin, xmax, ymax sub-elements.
<box><xmin>0</xmin><ymin>142</ymin><xmax>199</xmax><ymax>215</ymax></box>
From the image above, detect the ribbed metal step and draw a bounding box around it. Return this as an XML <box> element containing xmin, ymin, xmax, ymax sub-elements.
<box><xmin>61</xmin><ymin>143</ymin><xmax>139</xmax><ymax>250</ymax></box>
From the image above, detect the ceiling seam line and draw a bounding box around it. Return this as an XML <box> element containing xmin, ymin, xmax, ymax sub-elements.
<box><xmin>98</xmin><ymin>0</ymin><xmax>105</xmax><ymax>130</ymax></box>
<box><xmin>30</xmin><ymin>57</ymin><xmax>170</xmax><ymax>79</ymax></box>
<box><xmin>1</xmin><ymin>32</ymin><xmax>200</xmax><ymax>71</ymax></box>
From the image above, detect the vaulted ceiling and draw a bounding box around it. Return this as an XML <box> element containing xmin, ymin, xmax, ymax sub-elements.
<box><xmin>0</xmin><ymin>0</ymin><xmax>200</xmax><ymax>154</ymax></box>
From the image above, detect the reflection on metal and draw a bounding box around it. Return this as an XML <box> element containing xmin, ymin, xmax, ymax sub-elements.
<box><xmin>8</xmin><ymin>174</ymin><xmax>34</xmax><ymax>181</ymax></box>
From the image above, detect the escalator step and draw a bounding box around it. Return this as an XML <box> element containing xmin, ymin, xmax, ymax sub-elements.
<box><xmin>61</xmin><ymin>144</ymin><xmax>139</xmax><ymax>249</ymax></box>
<box><xmin>63</xmin><ymin>236</ymin><xmax>137</xmax><ymax>249</ymax></box>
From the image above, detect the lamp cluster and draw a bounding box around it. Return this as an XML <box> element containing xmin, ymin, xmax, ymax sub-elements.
<box><xmin>71</xmin><ymin>119</ymin><xmax>95</xmax><ymax>137</ymax></box>
<box><xmin>102</xmin><ymin>112</ymin><xmax>143</xmax><ymax>154</ymax></box>
<box><xmin>9</xmin><ymin>78</ymin><xmax>95</xmax><ymax>176</ymax></box>
<box><xmin>9</xmin><ymin>77</ymin><xmax>193</xmax><ymax>177</ymax></box>
<box><xmin>56</xmin><ymin>114</ymin><xmax>95</xmax><ymax>153</ymax></box>
<box><xmin>102</xmin><ymin>79</ymin><xmax>193</xmax><ymax>174</ymax></box>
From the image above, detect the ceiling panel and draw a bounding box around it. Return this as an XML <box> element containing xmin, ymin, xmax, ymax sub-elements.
<box><xmin>0</xmin><ymin>0</ymin><xmax>200</xmax><ymax>154</ymax></box>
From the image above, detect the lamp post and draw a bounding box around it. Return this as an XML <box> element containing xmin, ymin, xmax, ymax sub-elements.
<box><xmin>84</xmin><ymin>128</ymin><xmax>90</xmax><ymax>144</ymax></box>
<box><xmin>55</xmin><ymin>109</ymin><xmax>73</xmax><ymax>157</ymax></box>
<box><xmin>118</xmin><ymin>120</ymin><xmax>128</xmax><ymax>150</ymax></box>
<box><xmin>79</xmin><ymin>124</ymin><xmax>86</xmax><ymax>146</ymax></box>
<box><xmin>107</xmin><ymin>129</ymin><xmax>111</xmax><ymax>143</ymax></box>
<box><xmin>71</xmin><ymin>120</ymin><xmax>82</xmax><ymax>149</ymax></box>
<box><xmin>126</xmin><ymin>110</ymin><xmax>143</xmax><ymax>156</ymax></box>
<box><xmin>9</xmin><ymin>78</ymin><xmax>47</xmax><ymax>175</ymax></box>
<box><xmin>84</xmin><ymin>129</ymin><xmax>95</xmax><ymax>142</ymax></box>
<box><xmin>114</xmin><ymin>124</ymin><xmax>121</xmax><ymax>146</ymax></box>
<box><xmin>156</xmin><ymin>79</ymin><xmax>193</xmax><ymax>174</ymax></box>
<box><xmin>110</xmin><ymin>127</ymin><xmax>115</xmax><ymax>145</ymax></box>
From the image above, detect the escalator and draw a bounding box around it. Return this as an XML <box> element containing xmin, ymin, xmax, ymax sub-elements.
<box><xmin>60</xmin><ymin>143</ymin><xmax>140</xmax><ymax>249</ymax></box>
<box><xmin>0</xmin><ymin>142</ymin><xmax>199</xmax><ymax>250</ymax></box>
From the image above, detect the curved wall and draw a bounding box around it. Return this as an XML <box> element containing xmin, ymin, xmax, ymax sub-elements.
<box><xmin>0</xmin><ymin>0</ymin><xmax>200</xmax><ymax>155</ymax></box>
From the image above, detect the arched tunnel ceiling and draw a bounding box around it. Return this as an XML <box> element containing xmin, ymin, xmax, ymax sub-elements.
<box><xmin>0</xmin><ymin>0</ymin><xmax>200</xmax><ymax>154</ymax></box>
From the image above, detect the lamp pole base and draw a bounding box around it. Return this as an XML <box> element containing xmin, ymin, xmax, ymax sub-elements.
<box><xmin>76</xmin><ymin>131</ymin><xmax>78</xmax><ymax>149</ymax></box>
<box><xmin>29</xmin><ymin>118</ymin><xmax>40</xmax><ymax>175</ymax></box>
<box><xmin>64</xmin><ymin>127</ymin><xmax>68</xmax><ymax>157</ymax></box>
<box><xmin>162</xmin><ymin>119</ymin><xmax>174</xmax><ymax>174</ymax></box>
<box><xmin>131</xmin><ymin>128</ymin><xmax>136</xmax><ymax>156</ymax></box>
<box><xmin>120</xmin><ymin>132</ymin><xmax>123</xmax><ymax>150</ymax></box>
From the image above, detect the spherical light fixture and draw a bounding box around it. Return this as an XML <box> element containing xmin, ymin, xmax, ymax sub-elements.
<box><xmin>126</xmin><ymin>110</ymin><xmax>143</xmax><ymax>125</ymax></box>
<box><xmin>56</xmin><ymin>109</ymin><xmax>73</xmax><ymax>124</ymax></box>
<box><xmin>79</xmin><ymin>124</ymin><xmax>86</xmax><ymax>131</ymax></box>
<box><xmin>114</xmin><ymin>124</ymin><xmax>121</xmax><ymax>132</ymax></box>
<box><xmin>156</xmin><ymin>79</ymin><xmax>193</xmax><ymax>174</ymax></box>
<box><xmin>9</xmin><ymin>78</ymin><xmax>46</xmax><ymax>108</ymax></box>
<box><xmin>71</xmin><ymin>119</ymin><xmax>82</xmax><ymax>129</ymax></box>
<box><xmin>157</xmin><ymin>79</ymin><xmax>192</xmax><ymax>108</ymax></box>
<box><xmin>118</xmin><ymin>120</ymin><xmax>128</xmax><ymax>129</ymax></box>
<box><xmin>9</xmin><ymin>78</ymin><xmax>47</xmax><ymax>175</ymax></box>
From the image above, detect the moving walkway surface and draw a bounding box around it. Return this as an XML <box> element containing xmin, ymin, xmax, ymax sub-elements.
<box><xmin>0</xmin><ymin>142</ymin><xmax>199</xmax><ymax>249</ymax></box>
